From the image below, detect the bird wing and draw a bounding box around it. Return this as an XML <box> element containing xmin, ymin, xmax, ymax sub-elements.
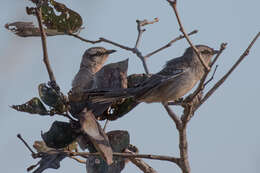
<box><xmin>135</xmin><ymin>68</ymin><xmax>187</xmax><ymax>100</ymax></box>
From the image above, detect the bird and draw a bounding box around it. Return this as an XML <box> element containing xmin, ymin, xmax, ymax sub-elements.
<box><xmin>71</xmin><ymin>47</ymin><xmax>116</xmax><ymax>95</ymax></box>
<box><xmin>86</xmin><ymin>45</ymin><xmax>219</xmax><ymax>104</ymax></box>
<box><xmin>69</xmin><ymin>47</ymin><xmax>116</xmax><ymax>117</ymax></box>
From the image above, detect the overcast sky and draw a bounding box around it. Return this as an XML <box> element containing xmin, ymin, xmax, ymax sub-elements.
<box><xmin>1</xmin><ymin>0</ymin><xmax>260</xmax><ymax>173</ymax></box>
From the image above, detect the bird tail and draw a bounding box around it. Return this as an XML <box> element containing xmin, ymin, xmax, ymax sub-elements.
<box><xmin>86</xmin><ymin>88</ymin><xmax>136</xmax><ymax>103</ymax></box>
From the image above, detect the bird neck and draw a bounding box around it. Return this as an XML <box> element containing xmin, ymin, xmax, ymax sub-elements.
<box><xmin>80</xmin><ymin>63</ymin><xmax>101</xmax><ymax>74</ymax></box>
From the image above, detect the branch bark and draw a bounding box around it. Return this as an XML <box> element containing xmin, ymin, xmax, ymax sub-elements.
<box><xmin>33</xmin><ymin>150</ymin><xmax>180</xmax><ymax>164</ymax></box>
<box><xmin>35</xmin><ymin>8</ymin><xmax>56</xmax><ymax>83</ymax></box>
<box><xmin>167</xmin><ymin>0</ymin><xmax>210</xmax><ymax>72</ymax></box>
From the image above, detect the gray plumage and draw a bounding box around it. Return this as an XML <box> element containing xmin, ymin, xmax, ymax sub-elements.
<box><xmin>72</xmin><ymin>47</ymin><xmax>116</xmax><ymax>95</ymax></box>
<box><xmin>88</xmin><ymin>45</ymin><xmax>218</xmax><ymax>104</ymax></box>
<box><xmin>69</xmin><ymin>47</ymin><xmax>116</xmax><ymax>117</ymax></box>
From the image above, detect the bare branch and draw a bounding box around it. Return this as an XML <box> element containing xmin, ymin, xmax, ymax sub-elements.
<box><xmin>33</xmin><ymin>150</ymin><xmax>180</xmax><ymax>164</ymax></box>
<box><xmin>135</xmin><ymin>18</ymin><xmax>159</xmax><ymax>48</ymax></box>
<box><xmin>135</xmin><ymin>20</ymin><xmax>146</xmax><ymax>49</ymax></box>
<box><xmin>195</xmin><ymin>31</ymin><xmax>260</xmax><ymax>111</ymax></box>
<box><xmin>203</xmin><ymin>65</ymin><xmax>218</xmax><ymax>87</ymax></box>
<box><xmin>99</xmin><ymin>37</ymin><xmax>133</xmax><ymax>51</ymax></box>
<box><xmin>144</xmin><ymin>30</ymin><xmax>198</xmax><ymax>58</ymax></box>
<box><xmin>139</xmin><ymin>18</ymin><xmax>159</xmax><ymax>27</ymax></box>
<box><xmin>103</xmin><ymin>119</ymin><xmax>109</xmax><ymax>131</ymax></box>
<box><xmin>163</xmin><ymin>104</ymin><xmax>182</xmax><ymax>130</ymax></box>
<box><xmin>167</xmin><ymin>0</ymin><xmax>210</xmax><ymax>72</ymax></box>
<box><xmin>69</xmin><ymin>156</ymin><xmax>86</xmax><ymax>164</ymax></box>
<box><xmin>68</xmin><ymin>33</ymin><xmax>102</xmax><ymax>44</ymax></box>
<box><xmin>210</xmin><ymin>43</ymin><xmax>228</xmax><ymax>67</ymax></box>
<box><xmin>125</xmin><ymin>149</ymin><xmax>158</xmax><ymax>173</ymax></box>
<box><xmin>17</xmin><ymin>134</ymin><xmax>36</xmax><ymax>155</ymax></box>
<box><xmin>178</xmin><ymin>128</ymin><xmax>190</xmax><ymax>173</ymax></box>
<box><xmin>35</xmin><ymin>8</ymin><xmax>56</xmax><ymax>83</ymax></box>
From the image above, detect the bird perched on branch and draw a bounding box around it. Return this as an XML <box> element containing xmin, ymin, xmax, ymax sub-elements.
<box><xmin>87</xmin><ymin>45</ymin><xmax>219</xmax><ymax>104</ymax></box>
<box><xmin>69</xmin><ymin>47</ymin><xmax>116</xmax><ymax>116</ymax></box>
<box><xmin>71</xmin><ymin>47</ymin><xmax>116</xmax><ymax>94</ymax></box>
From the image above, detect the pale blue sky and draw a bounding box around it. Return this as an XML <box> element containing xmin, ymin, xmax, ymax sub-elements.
<box><xmin>1</xmin><ymin>0</ymin><xmax>260</xmax><ymax>173</ymax></box>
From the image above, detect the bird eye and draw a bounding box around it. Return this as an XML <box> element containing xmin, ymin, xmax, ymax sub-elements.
<box><xmin>201</xmin><ymin>50</ymin><xmax>211</xmax><ymax>54</ymax></box>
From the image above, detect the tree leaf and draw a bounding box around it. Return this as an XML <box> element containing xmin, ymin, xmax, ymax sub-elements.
<box><xmin>28</xmin><ymin>0</ymin><xmax>83</xmax><ymax>34</ymax></box>
<box><xmin>38</xmin><ymin>83</ymin><xmax>66</xmax><ymax>113</ymax></box>
<box><xmin>11</xmin><ymin>97</ymin><xmax>49</xmax><ymax>115</ymax></box>
<box><xmin>86</xmin><ymin>130</ymin><xmax>130</xmax><ymax>173</ymax></box>
<box><xmin>31</xmin><ymin>153</ymin><xmax>67</xmax><ymax>173</ymax></box>
<box><xmin>106</xmin><ymin>130</ymin><xmax>129</xmax><ymax>152</ymax></box>
<box><xmin>5</xmin><ymin>21</ymin><xmax>67</xmax><ymax>37</ymax></box>
<box><xmin>41</xmin><ymin>121</ymin><xmax>79</xmax><ymax>149</ymax></box>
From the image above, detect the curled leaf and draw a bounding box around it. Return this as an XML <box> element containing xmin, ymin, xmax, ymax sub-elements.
<box><xmin>31</xmin><ymin>153</ymin><xmax>66</xmax><ymax>173</ymax></box>
<box><xmin>5</xmin><ymin>22</ymin><xmax>41</xmax><ymax>37</ymax></box>
<box><xmin>41</xmin><ymin>121</ymin><xmax>79</xmax><ymax>149</ymax></box>
<box><xmin>5</xmin><ymin>21</ymin><xmax>68</xmax><ymax>37</ymax></box>
<box><xmin>38</xmin><ymin>83</ymin><xmax>66</xmax><ymax>113</ymax></box>
<box><xmin>33</xmin><ymin>141</ymin><xmax>52</xmax><ymax>153</ymax></box>
<box><xmin>11</xmin><ymin>97</ymin><xmax>49</xmax><ymax>115</ymax></box>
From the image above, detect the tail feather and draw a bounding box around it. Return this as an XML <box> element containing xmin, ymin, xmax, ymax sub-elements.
<box><xmin>87</xmin><ymin>88</ymin><xmax>136</xmax><ymax>103</ymax></box>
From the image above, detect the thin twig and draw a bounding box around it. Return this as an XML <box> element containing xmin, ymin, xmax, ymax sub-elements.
<box><xmin>56</xmin><ymin>112</ymin><xmax>77</xmax><ymax>122</ymax></box>
<box><xmin>69</xmin><ymin>156</ymin><xmax>86</xmax><ymax>164</ymax></box>
<box><xmin>163</xmin><ymin>104</ymin><xmax>182</xmax><ymax>130</ymax></box>
<box><xmin>33</xmin><ymin>150</ymin><xmax>180</xmax><ymax>164</ymax></box>
<box><xmin>203</xmin><ymin>65</ymin><xmax>218</xmax><ymax>87</ymax></box>
<box><xmin>99</xmin><ymin>37</ymin><xmax>133</xmax><ymax>51</ymax></box>
<box><xmin>210</xmin><ymin>43</ymin><xmax>228</xmax><ymax>67</ymax></box>
<box><xmin>68</xmin><ymin>33</ymin><xmax>102</xmax><ymax>44</ymax></box>
<box><xmin>17</xmin><ymin>134</ymin><xmax>36</xmax><ymax>155</ymax></box>
<box><xmin>135</xmin><ymin>20</ymin><xmax>146</xmax><ymax>48</ymax></box>
<box><xmin>167</xmin><ymin>0</ymin><xmax>210</xmax><ymax>72</ymax></box>
<box><xmin>195</xmin><ymin>31</ymin><xmax>260</xmax><ymax>111</ymax></box>
<box><xmin>144</xmin><ymin>30</ymin><xmax>198</xmax><ymax>58</ymax></box>
<box><xmin>125</xmin><ymin>149</ymin><xmax>158</xmax><ymax>173</ymax></box>
<box><xmin>35</xmin><ymin>8</ymin><xmax>56</xmax><ymax>83</ymax></box>
<box><xmin>103</xmin><ymin>119</ymin><xmax>109</xmax><ymax>131</ymax></box>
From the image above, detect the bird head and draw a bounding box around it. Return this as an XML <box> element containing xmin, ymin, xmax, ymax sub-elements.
<box><xmin>185</xmin><ymin>45</ymin><xmax>219</xmax><ymax>66</ymax></box>
<box><xmin>80</xmin><ymin>47</ymin><xmax>116</xmax><ymax>73</ymax></box>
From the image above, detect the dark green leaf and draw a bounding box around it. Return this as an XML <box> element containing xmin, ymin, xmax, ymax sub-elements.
<box><xmin>107</xmin><ymin>130</ymin><xmax>129</xmax><ymax>152</ymax></box>
<box><xmin>41</xmin><ymin>121</ymin><xmax>79</xmax><ymax>149</ymax></box>
<box><xmin>11</xmin><ymin>97</ymin><xmax>49</xmax><ymax>115</ymax></box>
<box><xmin>38</xmin><ymin>83</ymin><xmax>66</xmax><ymax>113</ymax></box>
<box><xmin>32</xmin><ymin>153</ymin><xmax>66</xmax><ymax>173</ymax></box>
<box><xmin>86</xmin><ymin>130</ymin><xmax>130</xmax><ymax>173</ymax></box>
<box><xmin>29</xmin><ymin>0</ymin><xmax>83</xmax><ymax>34</ymax></box>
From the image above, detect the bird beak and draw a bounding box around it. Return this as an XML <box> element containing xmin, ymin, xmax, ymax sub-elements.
<box><xmin>213</xmin><ymin>49</ymin><xmax>219</xmax><ymax>55</ymax></box>
<box><xmin>105</xmin><ymin>49</ymin><xmax>116</xmax><ymax>55</ymax></box>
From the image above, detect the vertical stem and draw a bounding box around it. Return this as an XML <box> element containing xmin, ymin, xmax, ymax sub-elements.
<box><xmin>179</xmin><ymin>127</ymin><xmax>190</xmax><ymax>173</ymax></box>
<box><xmin>35</xmin><ymin>8</ymin><xmax>56</xmax><ymax>83</ymax></box>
